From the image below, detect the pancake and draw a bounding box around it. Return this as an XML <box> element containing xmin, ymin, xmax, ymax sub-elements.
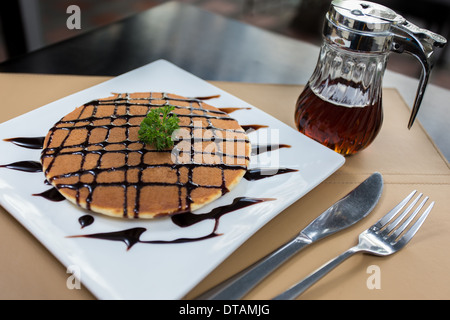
<box><xmin>41</xmin><ymin>92</ymin><xmax>250</xmax><ymax>219</ymax></box>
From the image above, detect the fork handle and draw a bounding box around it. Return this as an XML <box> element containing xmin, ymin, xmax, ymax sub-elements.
<box><xmin>273</xmin><ymin>246</ymin><xmax>359</xmax><ymax>300</ymax></box>
<box><xmin>195</xmin><ymin>234</ymin><xmax>312</xmax><ymax>300</ymax></box>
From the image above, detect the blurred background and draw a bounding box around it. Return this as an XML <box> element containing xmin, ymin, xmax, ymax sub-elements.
<box><xmin>0</xmin><ymin>0</ymin><xmax>449</xmax><ymax>89</ymax></box>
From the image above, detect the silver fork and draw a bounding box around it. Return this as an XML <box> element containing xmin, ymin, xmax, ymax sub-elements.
<box><xmin>273</xmin><ymin>190</ymin><xmax>434</xmax><ymax>300</ymax></box>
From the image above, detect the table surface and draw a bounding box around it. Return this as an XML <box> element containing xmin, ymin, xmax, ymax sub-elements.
<box><xmin>0</xmin><ymin>2</ymin><xmax>449</xmax><ymax>301</ymax></box>
<box><xmin>0</xmin><ymin>1</ymin><xmax>449</xmax><ymax>162</ymax></box>
<box><xmin>0</xmin><ymin>73</ymin><xmax>449</xmax><ymax>300</ymax></box>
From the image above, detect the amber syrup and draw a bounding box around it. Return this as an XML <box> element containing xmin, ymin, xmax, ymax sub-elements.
<box><xmin>294</xmin><ymin>81</ymin><xmax>383</xmax><ymax>156</ymax></box>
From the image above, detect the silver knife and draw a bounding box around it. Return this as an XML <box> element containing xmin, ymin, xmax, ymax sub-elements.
<box><xmin>195</xmin><ymin>172</ymin><xmax>383</xmax><ymax>300</ymax></box>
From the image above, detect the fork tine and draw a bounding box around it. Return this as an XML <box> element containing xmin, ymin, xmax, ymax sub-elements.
<box><xmin>383</xmin><ymin>193</ymin><xmax>423</xmax><ymax>235</ymax></box>
<box><xmin>396</xmin><ymin>201</ymin><xmax>434</xmax><ymax>246</ymax></box>
<box><xmin>389</xmin><ymin>196</ymin><xmax>428</xmax><ymax>240</ymax></box>
<box><xmin>372</xmin><ymin>190</ymin><xmax>417</xmax><ymax>231</ymax></box>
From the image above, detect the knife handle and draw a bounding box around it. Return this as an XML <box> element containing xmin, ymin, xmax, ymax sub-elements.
<box><xmin>195</xmin><ymin>233</ymin><xmax>312</xmax><ymax>300</ymax></box>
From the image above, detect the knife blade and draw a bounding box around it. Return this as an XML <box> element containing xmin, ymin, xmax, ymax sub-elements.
<box><xmin>195</xmin><ymin>172</ymin><xmax>383</xmax><ymax>300</ymax></box>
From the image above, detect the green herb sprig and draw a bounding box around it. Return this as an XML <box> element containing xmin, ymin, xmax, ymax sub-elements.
<box><xmin>138</xmin><ymin>105</ymin><xmax>180</xmax><ymax>150</ymax></box>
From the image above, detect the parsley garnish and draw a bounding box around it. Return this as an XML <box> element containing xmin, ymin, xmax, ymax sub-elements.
<box><xmin>138</xmin><ymin>105</ymin><xmax>180</xmax><ymax>150</ymax></box>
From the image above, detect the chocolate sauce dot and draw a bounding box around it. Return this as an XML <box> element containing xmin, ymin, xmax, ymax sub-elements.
<box><xmin>78</xmin><ymin>215</ymin><xmax>95</xmax><ymax>228</ymax></box>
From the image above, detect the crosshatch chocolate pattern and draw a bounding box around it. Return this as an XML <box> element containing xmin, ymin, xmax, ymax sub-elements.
<box><xmin>40</xmin><ymin>92</ymin><xmax>251</xmax><ymax>219</ymax></box>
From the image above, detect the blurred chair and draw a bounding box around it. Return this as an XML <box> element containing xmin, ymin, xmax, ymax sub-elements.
<box><xmin>0</xmin><ymin>0</ymin><xmax>45</xmax><ymax>61</ymax></box>
<box><xmin>0</xmin><ymin>1</ymin><xmax>28</xmax><ymax>59</ymax></box>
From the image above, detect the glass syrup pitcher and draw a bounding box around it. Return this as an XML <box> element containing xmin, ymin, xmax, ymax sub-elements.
<box><xmin>294</xmin><ymin>0</ymin><xmax>446</xmax><ymax>155</ymax></box>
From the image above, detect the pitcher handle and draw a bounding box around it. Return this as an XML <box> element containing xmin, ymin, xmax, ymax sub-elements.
<box><xmin>391</xmin><ymin>21</ymin><xmax>446</xmax><ymax>129</ymax></box>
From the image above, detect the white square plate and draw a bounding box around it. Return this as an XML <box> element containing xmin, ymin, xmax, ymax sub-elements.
<box><xmin>0</xmin><ymin>60</ymin><xmax>344</xmax><ymax>299</ymax></box>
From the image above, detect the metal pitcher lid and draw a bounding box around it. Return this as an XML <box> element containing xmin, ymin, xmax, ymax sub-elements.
<box><xmin>329</xmin><ymin>0</ymin><xmax>404</xmax><ymax>33</ymax></box>
<box><xmin>324</xmin><ymin>0</ymin><xmax>408</xmax><ymax>52</ymax></box>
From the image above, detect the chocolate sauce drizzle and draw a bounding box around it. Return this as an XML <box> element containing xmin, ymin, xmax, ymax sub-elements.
<box><xmin>241</xmin><ymin>124</ymin><xmax>269</xmax><ymax>132</ymax></box>
<box><xmin>68</xmin><ymin>197</ymin><xmax>274</xmax><ymax>250</ymax></box>
<box><xmin>194</xmin><ymin>94</ymin><xmax>221</xmax><ymax>100</ymax></box>
<box><xmin>171</xmin><ymin>196</ymin><xmax>274</xmax><ymax>228</ymax></box>
<box><xmin>33</xmin><ymin>187</ymin><xmax>66</xmax><ymax>202</ymax></box>
<box><xmin>244</xmin><ymin>168</ymin><xmax>298</xmax><ymax>181</ymax></box>
<box><xmin>40</xmin><ymin>93</ymin><xmax>251</xmax><ymax>218</ymax></box>
<box><xmin>3</xmin><ymin>137</ymin><xmax>45</xmax><ymax>149</ymax></box>
<box><xmin>218</xmin><ymin>107</ymin><xmax>251</xmax><ymax>114</ymax></box>
<box><xmin>68</xmin><ymin>227</ymin><xmax>146</xmax><ymax>250</ymax></box>
<box><xmin>0</xmin><ymin>161</ymin><xmax>42</xmax><ymax>172</ymax></box>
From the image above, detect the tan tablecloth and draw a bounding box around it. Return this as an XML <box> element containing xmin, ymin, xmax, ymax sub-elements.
<box><xmin>0</xmin><ymin>73</ymin><xmax>449</xmax><ymax>300</ymax></box>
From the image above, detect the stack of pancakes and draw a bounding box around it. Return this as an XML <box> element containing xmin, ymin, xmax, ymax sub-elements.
<box><xmin>41</xmin><ymin>92</ymin><xmax>250</xmax><ymax>218</ymax></box>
